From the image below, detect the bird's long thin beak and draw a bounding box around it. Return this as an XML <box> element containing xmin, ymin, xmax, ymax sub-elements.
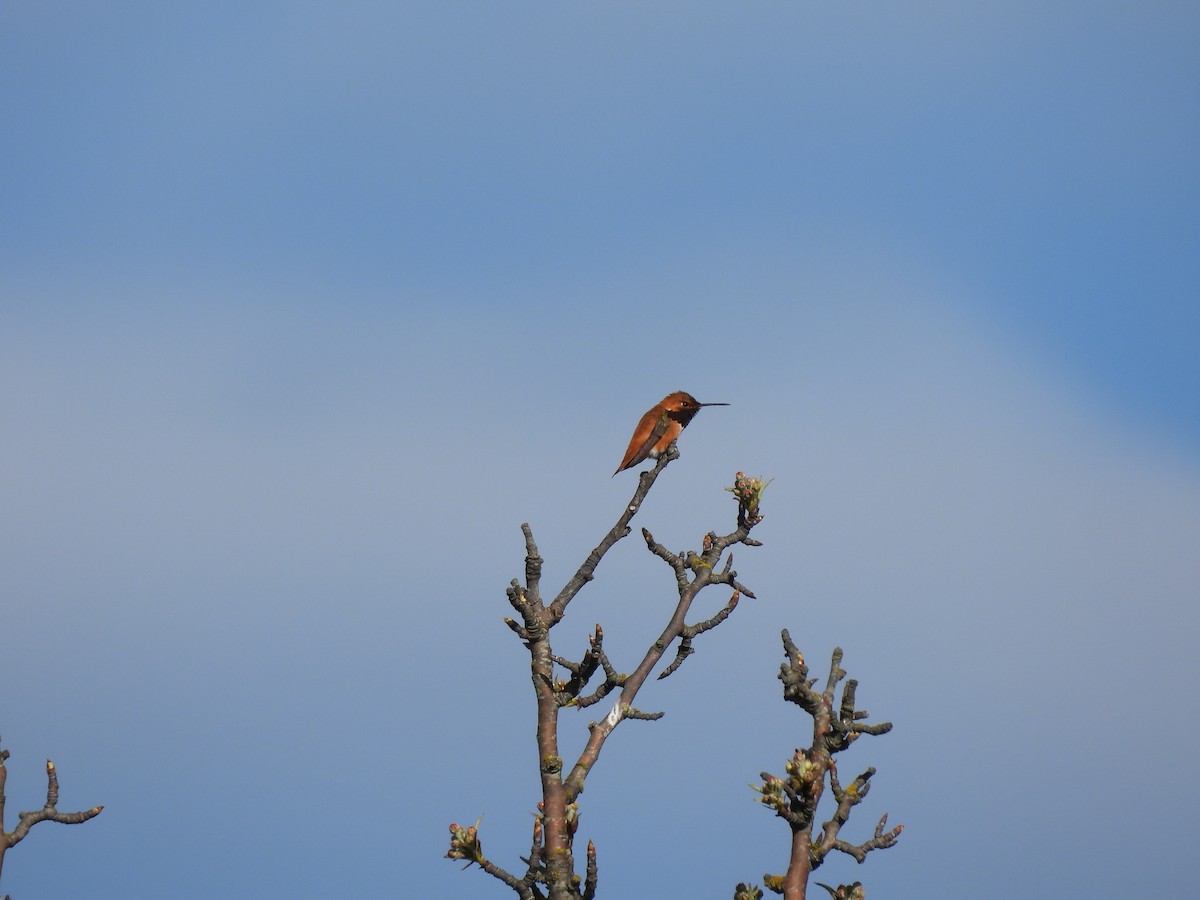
<box><xmin>698</xmin><ymin>402</ymin><xmax>730</xmax><ymax>407</ymax></box>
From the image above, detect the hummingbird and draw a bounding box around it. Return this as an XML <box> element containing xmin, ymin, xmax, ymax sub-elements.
<box><xmin>613</xmin><ymin>391</ymin><xmax>729</xmax><ymax>475</ymax></box>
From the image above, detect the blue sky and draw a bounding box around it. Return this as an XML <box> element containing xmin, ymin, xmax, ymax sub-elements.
<box><xmin>2</xmin><ymin>3</ymin><xmax>1197</xmax><ymax>898</ymax></box>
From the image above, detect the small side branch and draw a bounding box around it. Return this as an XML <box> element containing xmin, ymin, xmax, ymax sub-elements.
<box><xmin>446</xmin><ymin>818</ymin><xmax>538</xmax><ymax>899</ymax></box>
<box><xmin>506</xmin><ymin>578</ymin><xmax>545</xmax><ymax>641</ymax></box>
<box><xmin>0</xmin><ymin>743</ymin><xmax>104</xmax><ymax>881</ymax></box>
<box><xmin>571</xmin><ymin>664</ymin><xmax>625</xmax><ymax>710</ymax></box>
<box><xmin>622</xmin><ymin>707</ymin><xmax>664</xmax><ymax>722</ymax></box>
<box><xmin>520</xmin><ymin>818</ymin><xmax>545</xmax><ymax>888</ymax></box>
<box><xmin>812</xmin><ymin>765</ymin><xmax>901</xmax><ymax>867</ymax></box>
<box><xmin>522</xmin><ymin>523</ymin><xmax>545</xmax><ymax>608</ymax></box>
<box><xmin>640</xmin><ymin>527</ymin><xmax>688</xmax><ymax>589</ymax></box>
<box><xmin>552</xmin><ymin>625</ymin><xmax>607</xmax><ymax>703</ymax></box>
<box><xmin>831</xmin><ymin>812</ymin><xmax>903</xmax><ymax>864</ymax></box>
<box><xmin>582</xmin><ymin>839</ymin><xmax>598</xmax><ymax>900</ymax></box>
<box><xmin>658</xmin><ymin>591</ymin><xmax>741</xmax><ymax>680</ymax></box>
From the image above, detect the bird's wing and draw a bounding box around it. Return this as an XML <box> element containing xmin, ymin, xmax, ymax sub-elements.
<box><xmin>640</xmin><ymin>408</ymin><xmax>671</xmax><ymax>455</ymax></box>
<box><xmin>614</xmin><ymin>408</ymin><xmax>671</xmax><ymax>474</ymax></box>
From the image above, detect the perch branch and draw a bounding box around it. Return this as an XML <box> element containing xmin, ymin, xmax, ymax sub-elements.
<box><xmin>549</xmin><ymin>449</ymin><xmax>676</xmax><ymax>619</ymax></box>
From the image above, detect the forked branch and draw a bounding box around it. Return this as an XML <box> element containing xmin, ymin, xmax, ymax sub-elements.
<box><xmin>0</xmin><ymin>739</ymin><xmax>104</xmax><ymax>883</ymax></box>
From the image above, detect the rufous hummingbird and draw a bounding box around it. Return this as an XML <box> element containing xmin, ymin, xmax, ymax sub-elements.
<box><xmin>613</xmin><ymin>391</ymin><xmax>729</xmax><ymax>475</ymax></box>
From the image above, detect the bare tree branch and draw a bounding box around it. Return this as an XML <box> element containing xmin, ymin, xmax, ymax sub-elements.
<box><xmin>448</xmin><ymin>453</ymin><xmax>769</xmax><ymax>899</ymax></box>
<box><xmin>582</xmin><ymin>839</ymin><xmax>598</xmax><ymax>900</ymax></box>
<box><xmin>562</xmin><ymin>507</ymin><xmax>760</xmax><ymax>805</ymax></box>
<box><xmin>549</xmin><ymin>449</ymin><xmax>675</xmax><ymax>619</ymax></box>
<box><xmin>0</xmin><ymin>740</ymin><xmax>104</xmax><ymax>884</ymax></box>
<box><xmin>751</xmin><ymin>637</ymin><xmax>902</xmax><ymax>900</ymax></box>
<box><xmin>658</xmin><ymin>590</ymin><xmax>741</xmax><ymax>680</ymax></box>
